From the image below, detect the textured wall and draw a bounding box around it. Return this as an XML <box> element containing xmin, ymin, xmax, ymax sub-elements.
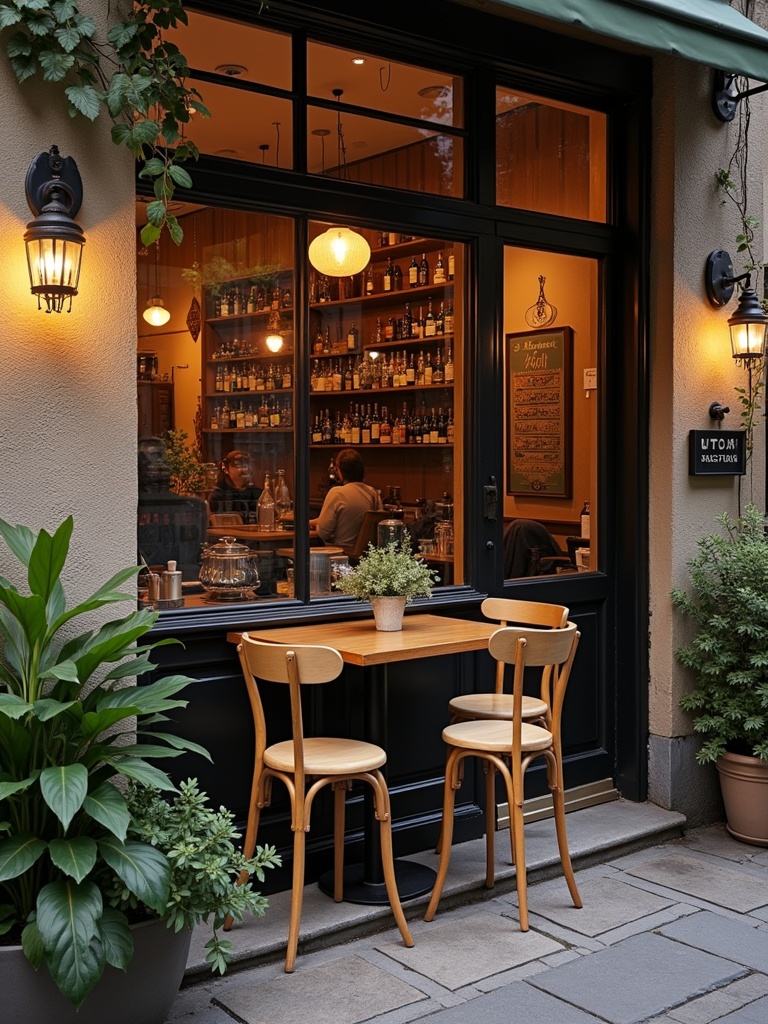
<box><xmin>648</xmin><ymin>54</ymin><xmax>767</xmax><ymax>817</ymax></box>
<box><xmin>0</xmin><ymin>1</ymin><xmax>137</xmax><ymax>607</ymax></box>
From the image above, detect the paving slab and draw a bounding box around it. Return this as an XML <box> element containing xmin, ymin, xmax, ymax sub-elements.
<box><xmin>527</xmin><ymin>872</ymin><xmax>675</xmax><ymax>936</ymax></box>
<box><xmin>620</xmin><ymin>852</ymin><xmax>768</xmax><ymax>913</ymax></box>
<box><xmin>212</xmin><ymin>955</ymin><xmax>427</xmax><ymax>1024</ymax></box>
<box><xmin>376</xmin><ymin>908</ymin><xmax>564</xmax><ymax>990</ymax></box>
<box><xmin>408</xmin><ymin>979</ymin><xmax>604</xmax><ymax>1023</ymax></box>
<box><xmin>716</xmin><ymin>994</ymin><xmax>768</xmax><ymax>1023</ymax></box>
<box><xmin>660</xmin><ymin>910</ymin><xmax>768</xmax><ymax>971</ymax></box>
<box><xmin>528</xmin><ymin>932</ymin><xmax>746</xmax><ymax>1024</ymax></box>
<box><xmin>667</xmin><ymin>974</ymin><xmax>768</xmax><ymax>1024</ymax></box>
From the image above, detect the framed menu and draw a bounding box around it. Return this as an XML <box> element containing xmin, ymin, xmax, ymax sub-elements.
<box><xmin>505</xmin><ymin>326</ymin><xmax>572</xmax><ymax>497</ymax></box>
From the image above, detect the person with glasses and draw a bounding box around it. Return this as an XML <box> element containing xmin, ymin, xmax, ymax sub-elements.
<box><xmin>309</xmin><ymin>448</ymin><xmax>382</xmax><ymax>547</ymax></box>
<box><xmin>209</xmin><ymin>451</ymin><xmax>263</xmax><ymax>521</ymax></box>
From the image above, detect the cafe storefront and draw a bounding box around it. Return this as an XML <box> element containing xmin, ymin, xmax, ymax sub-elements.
<box><xmin>2</xmin><ymin>0</ymin><xmax>768</xmax><ymax>891</ymax></box>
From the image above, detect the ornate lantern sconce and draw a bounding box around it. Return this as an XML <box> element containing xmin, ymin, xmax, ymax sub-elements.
<box><xmin>24</xmin><ymin>145</ymin><xmax>85</xmax><ymax>313</ymax></box>
<box><xmin>705</xmin><ymin>249</ymin><xmax>768</xmax><ymax>364</ymax></box>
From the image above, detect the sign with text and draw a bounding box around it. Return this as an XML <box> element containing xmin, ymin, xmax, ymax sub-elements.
<box><xmin>688</xmin><ymin>430</ymin><xmax>746</xmax><ymax>476</ymax></box>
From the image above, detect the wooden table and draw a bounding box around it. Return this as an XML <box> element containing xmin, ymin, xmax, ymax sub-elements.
<box><xmin>229</xmin><ymin>614</ymin><xmax>497</xmax><ymax>904</ymax></box>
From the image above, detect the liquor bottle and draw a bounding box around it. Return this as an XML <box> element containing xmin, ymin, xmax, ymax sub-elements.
<box><xmin>581</xmin><ymin>501</ymin><xmax>591</xmax><ymax>539</ymax></box>
<box><xmin>347</xmin><ymin>323</ymin><xmax>358</xmax><ymax>352</ymax></box>
<box><xmin>385</xmin><ymin>316</ymin><xmax>395</xmax><ymax>341</ymax></box>
<box><xmin>437</xmin><ymin>408</ymin><xmax>447</xmax><ymax>443</ymax></box>
<box><xmin>344</xmin><ymin>357</ymin><xmax>353</xmax><ymax>391</ymax></box>
<box><xmin>244</xmin><ymin>403</ymin><xmax>254</xmax><ymax>428</ymax></box>
<box><xmin>259</xmin><ymin>397</ymin><xmax>269</xmax><ymax>427</ymax></box>
<box><xmin>211</xmin><ymin>405</ymin><xmax>221</xmax><ymax>430</ymax></box>
<box><xmin>248</xmin><ymin>364</ymin><xmax>257</xmax><ymax>391</ymax></box>
<box><xmin>282</xmin><ymin>397</ymin><xmax>293</xmax><ymax>427</ymax></box>
<box><xmin>215</xmin><ymin>367</ymin><xmax>224</xmax><ymax>392</ymax></box>
<box><xmin>401</xmin><ymin>402</ymin><xmax>410</xmax><ymax>444</ymax></box>
<box><xmin>425</xmin><ymin>299</ymin><xmax>436</xmax><ymax>337</ymax></box>
<box><xmin>322</xmin><ymin>409</ymin><xmax>332</xmax><ymax>443</ymax></box>
<box><xmin>383</xmin><ymin>257</ymin><xmax>393</xmax><ymax>292</ymax></box>
<box><xmin>233</xmin><ymin>287</ymin><xmax>242</xmax><ymax>315</ymax></box>
<box><xmin>271</xmin><ymin>287</ymin><xmax>280</xmax><ymax>310</ymax></box>
<box><xmin>393</xmin><ymin>262</ymin><xmax>403</xmax><ymax>291</ymax></box>
<box><xmin>257</xmin><ymin>475</ymin><xmax>275</xmax><ymax>531</ymax></box>
<box><xmin>357</xmin><ymin>404</ymin><xmax>368</xmax><ymax>445</ymax></box>
<box><xmin>256</xmin><ymin>287</ymin><xmax>266</xmax><ymax>311</ymax></box>
<box><xmin>323</xmin><ymin>326</ymin><xmax>331</xmax><ymax>354</ymax></box>
<box><xmin>375</xmin><ymin>317</ymin><xmax>383</xmax><ymax>344</ymax></box>
<box><xmin>247</xmin><ymin>287</ymin><xmax>256</xmax><ymax>314</ymax></box>
<box><xmin>282</xmin><ymin>287</ymin><xmax>292</xmax><ymax>308</ymax></box>
<box><xmin>275</xmin><ymin>469</ymin><xmax>292</xmax><ymax>524</ymax></box>
<box><xmin>445</xmin><ymin>346</ymin><xmax>454</xmax><ymax>383</ymax></box>
<box><xmin>448</xmin><ymin>250</ymin><xmax>455</xmax><ymax>280</ymax></box>
<box><xmin>379</xmin><ymin>406</ymin><xmax>392</xmax><ymax>444</ymax></box>
<box><xmin>388</xmin><ymin>230</ymin><xmax>399</xmax><ymax>245</ymax></box>
<box><xmin>353</xmin><ymin>356</ymin><xmax>361</xmax><ymax>390</ymax></box>
<box><xmin>436</xmin><ymin>301</ymin><xmax>445</xmax><ymax>335</ymax></box>
<box><xmin>444</xmin><ymin>301</ymin><xmax>455</xmax><ymax>334</ymax></box>
<box><xmin>270</xmin><ymin>395</ymin><xmax>281</xmax><ymax>426</ymax></box>
<box><xmin>430</xmin><ymin>407</ymin><xmax>439</xmax><ymax>444</ymax></box>
<box><xmin>403</xmin><ymin>302</ymin><xmax>413</xmax><ymax>339</ymax></box>
<box><xmin>371</xmin><ymin>403</ymin><xmax>381</xmax><ymax>443</ymax></box>
<box><xmin>282</xmin><ymin>362</ymin><xmax>292</xmax><ymax>389</ymax></box>
<box><xmin>446</xmin><ymin>406</ymin><xmax>455</xmax><ymax>443</ymax></box>
<box><xmin>408</xmin><ymin>254</ymin><xmax>419</xmax><ymax>287</ymax></box>
<box><xmin>332</xmin><ymin>359</ymin><xmax>342</xmax><ymax>391</ymax></box>
<box><xmin>227</xmin><ymin>290</ymin><xmax>235</xmax><ymax>316</ymax></box>
<box><xmin>419</xmin><ymin>252</ymin><xmax>429</xmax><ymax>287</ymax></box>
<box><xmin>360</xmin><ymin>356</ymin><xmax>372</xmax><ymax>390</ymax></box>
<box><xmin>366</xmin><ymin>263</ymin><xmax>374</xmax><ymax>295</ymax></box>
<box><xmin>433</xmin><ymin>348</ymin><xmax>444</xmax><ymax>384</ymax></box>
<box><xmin>433</xmin><ymin>252</ymin><xmax>446</xmax><ymax>284</ymax></box>
<box><xmin>407</xmin><ymin>352</ymin><xmax>416</xmax><ymax>385</ymax></box>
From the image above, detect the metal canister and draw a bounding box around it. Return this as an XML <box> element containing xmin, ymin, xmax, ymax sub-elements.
<box><xmin>161</xmin><ymin>560</ymin><xmax>183</xmax><ymax>600</ymax></box>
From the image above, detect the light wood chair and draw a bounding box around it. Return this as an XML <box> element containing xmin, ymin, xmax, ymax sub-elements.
<box><xmin>224</xmin><ymin>634</ymin><xmax>414</xmax><ymax>972</ymax></box>
<box><xmin>425</xmin><ymin>622</ymin><xmax>582</xmax><ymax>931</ymax></box>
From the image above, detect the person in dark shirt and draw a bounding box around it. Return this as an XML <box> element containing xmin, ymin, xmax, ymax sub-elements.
<box><xmin>209</xmin><ymin>451</ymin><xmax>263</xmax><ymax>520</ymax></box>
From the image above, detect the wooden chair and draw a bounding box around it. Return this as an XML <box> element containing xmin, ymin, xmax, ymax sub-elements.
<box><xmin>425</xmin><ymin>622</ymin><xmax>582</xmax><ymax>931</ymax></box>
<box><xmin>341</xmin><ymin>509</ymin><xmax>393</xmax><ymax>561</ymax></box>
<box><xmin>224</xmin><ymin>634</ymin><xmax>414</xmax><ymax>972</ymax></box>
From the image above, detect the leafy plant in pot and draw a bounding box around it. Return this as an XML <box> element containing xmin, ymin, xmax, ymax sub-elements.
<box><xmin>333</xmin><ymin>535</ymin><xmax>440</xmax><ymax>630</ymax></box>
<box><xmin>671</xmin><ymin>503</ymin><xmax>768</xmax><ymax>845</ymax></box>
<box><xmin>0</xmin><ymin>516</ymin><xmax>279</xmax><ymax>1020</ymax></box>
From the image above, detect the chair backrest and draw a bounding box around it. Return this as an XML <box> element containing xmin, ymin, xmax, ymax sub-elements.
<box><xmin>344</xmin><ymin>509</ymin><xmax>393</xmax><ymax>560</ymax></box>
<box><xmin>237</xmin><ymin>634</ymin><xmax>344</xmax><ymax>784</ymax></box>
<box><xmin>481</xmin><ymin>598</ymin><xmax>569</xmax><ymax>695</ymax></box>
<box><xmin>503</xmin><ymin>519</ymin><xmax>567</xmax><ymax>578</ymax></box>
<box><xmin>488</xmin><ymin>623</ymin><xmax>580</xmax><ymax>741</ymax></box>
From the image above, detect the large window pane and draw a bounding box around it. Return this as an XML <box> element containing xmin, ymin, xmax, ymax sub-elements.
<box><xmin>502</xmin><ymin>247</ymin><xmax>598</xmax><ymax>578</ymax></box>
<box><xmin>496</xmin><ymin>88</ymin><xmax>606</xmax><ymax>221</ymax></box>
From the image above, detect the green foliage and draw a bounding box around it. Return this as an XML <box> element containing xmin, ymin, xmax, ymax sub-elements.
<box><xmin>106</xmin><ymin>779</ymin><xmax>280</xmax><ymax>974</ymax></box>
<box><xmin>162</xmin><ymin>428</ymin><xmax>207</xmax><ymax>495</ymax></box>
<box><xmin>0</xmin><ymin>1</ymin><xmax>209</xmax><ymax>244</ymax></box>
<box><xmin>672</xmin><ymin>503</ymin><xmax>768</xmax><ymax>764</ymax></box>
<box><xmin>334</xmin><ymin>536</ymin><xmax>440</xmax><ymax>601</ymax></box>
<box><xmin>0</xmin><ymin>515</ymin><xmax>217</xmax><ymax>1007</ymax></box>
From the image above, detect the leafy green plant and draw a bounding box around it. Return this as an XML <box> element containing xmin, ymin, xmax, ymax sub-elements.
<box><xmin>0</xmin><ymin>0</ymin><xmax>209</xmax><ymax>244</ymax></box>
<box><xmin>333</xmin><ymin>536</ymin><xmax>440</xmax><ymax>601</ymax></box>
<box><xmin>162</xmin><ymin>427</ymin><xmax>208</xmax><ymax>494</ymax></box>
<box><xmin>0</xmin><ymin>515</ymin><xmax>274</xmax><ymax>1008</ymax></box>
<box><xmin>672</xmin><ymin>503</ymin><xmax>768</xmax><ymax>764</ymax></box>
<box><xmin>105</xmin><ymin>779</ymin><xmax>279</xmax><ymax>974</ymax></box>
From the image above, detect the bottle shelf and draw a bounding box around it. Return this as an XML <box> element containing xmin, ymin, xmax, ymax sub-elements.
<box><xmin>209</xmin><ymin>352</ymin><xmax>294</xmax><ymax>363</ymax></box>
<box><xmin>363</xmin><ymin>332</ymin><xmax>455</xmax><ymax>350</ymax></box>
<box><xmin>370</xmin><ymin>237</ymin><xmax>453</xmax><ymax>261</ymax></box>
<box><xmin>206</xmin><ymin>308</ymin><xmax>294</xmax><ymax>325</ymax></box>
<box><xmin>310</xmin><ymin>383</ymin><xmax>453</xmax><ymax>397</ymax></box>
<box><xmin>203</xmin><ymin>427</ymin><xmax>294</xmax><ymax>435</ymax></box>
<box><xmin>207</xmin><ymin>388</ymin><xmax>293</xmax><ymax>398</ymax></box>
<box><xmin>309</xmin><ymin>442</ymin><xmax>454</xmax><ymax>449</ymax></box>
<box><xmin>311</xmin><ymin>281</ymin><xmax>452</xmax><ymax>312</ymax></box>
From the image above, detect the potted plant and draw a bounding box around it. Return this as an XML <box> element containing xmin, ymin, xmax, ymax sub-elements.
<box><xmin>333</xmin><ymin>535</ymin><xmax>440</xmax><ymax>630</ymax></box>
<box><xmin>671</xmin><ymin>502</ymin><xmax>768</xmax><ymax>845</ymax></box>
<box><xmin>0</xmin><ymin>516</ymin><xmax>279</xmax><ymax>1023</ymax></box>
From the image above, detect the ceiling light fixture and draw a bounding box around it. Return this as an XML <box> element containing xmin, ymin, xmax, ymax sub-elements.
<box><xmin>24</xmin><ymin>145</ymin><xmax>86</xmax><ymax>313</ymax></box>
<box><xmin>143</xmin><ymin>240</ymin><xmax>171</xmax><ymax>327</ymax></box>
<box><xmin>418</xmin><ymin>84</ymin><xmax>450</xmax><ymax>99</ymax></box>
<box><xmin>308</xmin><ymin>226</ymin><xmax>371</xmax><ymax>278</ymax></box>
<box><xmin>351</xmin><ymin>57</ymin><xmax>366</xmax><ymax>65</ymax></box>
<box><xmin>265</xmin><ymin>307</ymin><xmax>284</xmax><ymax>352</ymax></box>
<box><xmin>215</xmin><ymin>63</ymin><xmax>247</xmax><ymax>77</ymax></box>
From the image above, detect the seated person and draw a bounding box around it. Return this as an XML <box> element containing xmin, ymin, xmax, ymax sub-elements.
<box><xmin>209</xmin><ymin>451</ymin><xmax>263</xmax><ymax>521</ymax></box>
<box><xmin>309</xmin><ymin>448</ymin><xmax>382</xmax><ymax>547</ymax></box>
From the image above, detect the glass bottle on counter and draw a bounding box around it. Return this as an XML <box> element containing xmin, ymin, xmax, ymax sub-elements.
<box><xmin>275</xmin><ymin>469</ymin><xmax>292</xmax><ymax>527</ymax></box>
<box><xmin>257</xmin><ymin>475</ymin><xmax>275</xmax><ymax>531</ymax></box>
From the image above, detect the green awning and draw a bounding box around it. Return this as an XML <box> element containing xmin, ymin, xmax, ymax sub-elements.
<box><xmin>458</xmin><ymin>0</ymin><xmax>768</xmax><ymax>81</ymax></box>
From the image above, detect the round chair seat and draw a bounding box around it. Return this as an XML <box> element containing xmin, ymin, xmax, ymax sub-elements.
<box><xmin>442</xmin><ymin>718</ymin><xmax>552</xmax><ymax>753</ymax></box>
<box><xmin>448</xmin><ymin>692</ymin><xmax>548</xmax><ymax>721</ymax></box>
<box><xmin>265</xmin><ymin>737</ymin><xmax>387</xmax><ymax>774</ymax></box>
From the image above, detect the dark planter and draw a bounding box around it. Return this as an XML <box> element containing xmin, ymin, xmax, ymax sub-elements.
<box><xmin>716</xmin><ymin>750</ymin><xmax>768</xmax><ymax>847</ymax></box>
<box><xmin>0</xmin><ymin>917</ymin><xmax>191</xmax><ymax>1024</ymax></box>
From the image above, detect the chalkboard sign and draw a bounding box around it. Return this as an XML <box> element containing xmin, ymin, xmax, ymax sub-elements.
<box><xmin>506</xmin><ymin>327</ymin><xmax>572</xmax><ymax>497</ymax></box>
<box><xmin>688</xmin><ymin>430</ymin><xmax>746</xmax><ymax>476</ymax></box>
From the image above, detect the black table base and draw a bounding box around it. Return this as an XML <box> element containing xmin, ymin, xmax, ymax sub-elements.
<box><xmin>318</xmin><ymin>859</ymin><xmax>436</xmax><ymax>905</ymax></box>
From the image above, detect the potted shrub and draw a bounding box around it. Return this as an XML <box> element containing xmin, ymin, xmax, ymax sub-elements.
<box><xmin>0</xmin><ymin>516</ymin><xmax>279</xmax><ymax>1023</ymax></box>
<box><xmin>333</xmin><ymin>535</ymin><xmax>440</xmax><ymax>630</ymax></box>
<box><xmin>671</xmin><ymin>502</ymin><xmax>768</xmax><ymax>845</ymax></box>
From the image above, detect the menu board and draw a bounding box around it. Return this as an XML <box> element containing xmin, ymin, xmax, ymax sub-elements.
<box><xmin>506</xmin><ymin>327</ymin><xmax>572</xmax><ymax>497</ymax></box>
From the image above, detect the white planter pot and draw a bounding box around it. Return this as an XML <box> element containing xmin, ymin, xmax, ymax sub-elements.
<box><xmin>0</xmin><ymin>917</ymin><xmax>191</xmax><ymax>1024</ymax></box>
<box><xmin>370</xmin><ymin>595</ymin><xmax>407</xmax><ymax>631</ymax></box>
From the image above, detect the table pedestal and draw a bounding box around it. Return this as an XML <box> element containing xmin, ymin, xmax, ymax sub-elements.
<box><xmin>318</xmin><ymin>859</ymin><xmax>435</xmax><ymax>904</ymax></box>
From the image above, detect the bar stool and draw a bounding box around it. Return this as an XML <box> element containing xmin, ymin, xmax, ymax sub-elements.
<box><xmin>224</xmin><ymin>634</ymin><xmax>414</xmax><ymax>972</ymax></box>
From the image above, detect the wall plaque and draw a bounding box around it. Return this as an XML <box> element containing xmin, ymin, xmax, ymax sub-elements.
<box><xmin>688</xmin><ymin>429</ymin><xmax>746</xmax><ymax>476</ymax></box>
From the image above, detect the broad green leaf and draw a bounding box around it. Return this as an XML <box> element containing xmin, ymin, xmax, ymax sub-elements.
<box><xmin>99</xmin><ymin>907</ymin><xmax>133</xmax><ymax>969</ymax></box>
<box><xmin>0</xmin><ymin>774</ymin><xmax>39</xmax><ymax>801</ymax></box>
<box><xmin>27</xmin><ymin>13</ymin><xmax>55</xmax><ymax>38</ymax></box>
<box><xmin>0</xmin><ymin>693</ymin><xmax>33</xmax><ymax>718</ymax></box>
<box><xmin>98</xmin><ymin>838</ymin><xmax>170</xmax><ymax>915</ymax></box>
<box><xmin>0</xmin><ymin>834</ymin><xmax>47</xmax><ymax>881</ymax></box>
<box><xmin>106</xmin><ymin>757</ymin><xmax>176</xmax><ymax>792</ymax></box>
<box><xmin>98</xmin><ymin>673</ymin><xmax>194</xmax><ymax>712</ymax></box>
<box><xmin>95</xmin><ymin>743</ymin><xmax>184</xmax><ymax>760</ymax></box>
<box><xmin>168</xmin><ymin>163</ymin><xmax>192</xmax><ymax>188</ymax></box>
<box><xmin>104</xmin><ymin>653</ymin><xmax>158</xmax><ymax>680</ymax></box>
<box><xmin>80</xmin><ymin>707</ymin><xmax>136</xmax><ymax>742</ymax></box>
<box><xmin>40</xmin><ymin>763</ymin><xmax>88</xmax><ymax>831</ymax></box>
<box><xmin>42</xmin><ymin>659</ymin><xmax>79</xmax><ymax>682</ymax></box>
<box><xmin>145</xmin><ymin>198</ymin><xmax>167</xmax><ymax>227</ymax></box>
<box><xmin>0</xmin><ymin>716</ymin><xmax>32</xmax><ymax>769</ymax></box>
<box><xmin>39</xmin><ymin>49</ymin><xmax>75</xmax><ymax>81</ymax></box>
<box><xmin>138</xmin><ymin>156</ymin><xmax>166</xmax><ymax>178</ymax></box>
<box><xmin>140</xmin><ymin>222</ymin><xmax>162</xmax><ymax>247</ymax></box>
<box><xmin>54</xmin><ymin>25</ymin><xmax>81</xmax><ymax>52</ymax></box>
<box><xmin>6</xmin><ymin>31</ymin><xmax>33</xmax><ymax>59</ymax></box>
<box><xmin>21</xmin><ymin>919</ymin><xmax>44</xmax><ymax>968</ymax></box>
<box><xmin>28</xmin><ymin>518</ymin><xmax>72</xmax><ymax>602</ymax></box>
<box><xmin>0</xmin><ymin>589</ymin><xmax>47</xmax><ymax>648</ymax></box>
<box><xmin>49</xmin><ymin>837</ymin><xmax>98</xmax><ymax>883</ymax></box>
<box><xmin>82</xmin><ymin>782</ymin><xmax>130</xmax><ymax>841</ymax></box>
<box><xmin>0</xmin><ymin>7</ymin><xmax>22</xmax><ymax>30</ymax></box>
<box><xmin>73</xmin><ymin>12</ymin><xmax>95</xmax><ymax>39</ymax></box>
<box><xmin>64</xmin><ymin>82</ymin><xmax>100</xmax><ymax>120</ymax></box>
<box><xmin>10</xmin><ymin>53</ymin><xmax>38</xmax><ymax>83</ymax></box>
<box><xmin>36</xmin><ymin>880</ymin><xmax>103</xmax><ymax>1008</ymax></box>
<box><xmin>111</xmin><ymin>122</ymin><xmax>132</xmax><ymax>146</ymax></box>
<box><xmin>167</xmin><ymin>215</ymin><xmax>184</xmax><ymax>245</ymax></box>
<box><xmin>32</xmin><ymin>697</ymin><xmax>78</xmax><ymax>721</ymax></box>
<box><xmin>146</xmin><ymin>730</ymin><xmax>212</xmax><ymax>761</ymax></box>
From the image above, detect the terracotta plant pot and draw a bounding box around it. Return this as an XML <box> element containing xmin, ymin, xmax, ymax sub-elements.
<box><xmin>0</xmin><ymin>917</ymin><xmax>191</xmax><ymax>1024</ymax></box>
<box><xmin>716</xmin><ymin>750</ymin><xmax>768</xmax><ymax>847</ymax></box>
<box><xmin>371</xmin><ymin>595</ymin><xmax>407</xmax><ymax>631</ymax></box>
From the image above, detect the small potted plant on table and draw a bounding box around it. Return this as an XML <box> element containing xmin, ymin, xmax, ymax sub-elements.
<box><xmin>333</xmin><ymin>534</ymin><xmax>440</xmax><ymax>630</ymax></box>
<box><xmin>671</xmin><ymin>503</ymin><xmax>768</xmax><ymax>845</ymax></box>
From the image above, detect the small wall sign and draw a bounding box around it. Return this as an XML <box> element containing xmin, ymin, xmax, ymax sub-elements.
<box><xmin>688</xmin><ymin>429</ymin><xmax>746</xmax><ymax>476</ymax></box>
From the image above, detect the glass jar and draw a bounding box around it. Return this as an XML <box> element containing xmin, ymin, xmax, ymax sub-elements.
<box><xmin>199</xmin><ymin>536</ymin><xmax>260</xmax><ymax>600</ymax></box>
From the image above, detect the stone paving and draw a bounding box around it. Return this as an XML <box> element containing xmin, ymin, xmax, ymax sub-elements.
<box><xmin>167</xmin><ymin>808</ymin><xmax>768</xmax><ymax>1024</ymax></box>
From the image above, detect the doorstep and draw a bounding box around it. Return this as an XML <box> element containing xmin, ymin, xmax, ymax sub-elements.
<box><xmin>183</xmin><ymin>799</ymin><xmax>686</xmax><ymax>982</ymax></box>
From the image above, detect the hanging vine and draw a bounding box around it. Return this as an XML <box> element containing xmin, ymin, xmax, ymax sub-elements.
<box><xmin>0</xmin><ymin>0</ymin><xmax>208</xmax><ymax>245</ymax></box>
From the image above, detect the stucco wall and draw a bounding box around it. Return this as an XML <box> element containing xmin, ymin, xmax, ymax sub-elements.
<box><xmin>648</xmin><ymin>54</ymin><xmax>767</xmax><ymax>824</ymax></box>
<box><xmin>0</xmin><ymin>1</ymin><xmax>137</xmax><ymax>605</ymax></box>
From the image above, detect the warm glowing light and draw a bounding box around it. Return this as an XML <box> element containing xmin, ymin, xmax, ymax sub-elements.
<box><xmin>265</xmin><ymin>333</ymin><xmax>284</xmax><ymax>352</ymax></box>
<box><xmin>143</xmin><ymin>297</ymin><xmax>171</xmax><ymax>326</ymax></box>
<box><xmin>308</xmin><ymin>226</ymin><xmax>371</xmax><ymax>277</ymax></box>
<box><xmin>730</xmin><ymin>322</ymin><xmax>767</xmax><ymax>359</ymax></box>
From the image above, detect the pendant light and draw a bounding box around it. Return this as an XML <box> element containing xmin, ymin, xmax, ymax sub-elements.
<box><xmin>143</xmin><ymin>240</ymin><xmax>171</xmax><ymax>326</ymax></box>
<box><xmin>265</xmin><ymin>307</ymin><xmax>284</xmax><ymax>352</ymax></box>
<box><xmin>308</xmin><ymin>225</ymin><xmax>371</xmax><ymax>278</ymax></box>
